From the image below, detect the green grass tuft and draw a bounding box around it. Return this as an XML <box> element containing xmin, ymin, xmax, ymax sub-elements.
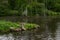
<box><xmin>0</xmin><ymin>20</ymin><xmax>20</xmax><ymax>32</ymax></box>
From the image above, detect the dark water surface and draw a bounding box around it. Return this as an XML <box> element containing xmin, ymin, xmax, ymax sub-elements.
<box><xmin>0</xmin><ymin>16</ymin><xmax>60</xmax><ymax>40</ymax></box>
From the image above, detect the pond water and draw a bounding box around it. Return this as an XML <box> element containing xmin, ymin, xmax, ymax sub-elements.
<box><xmin>0</xmin><ymin>16</ymin><xmax>60</xmax><ymax>40</ymax></box>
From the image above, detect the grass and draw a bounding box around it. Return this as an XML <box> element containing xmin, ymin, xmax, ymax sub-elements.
<box><xmin>24</xmin><ymin>23</ymin><xmax>39</xmax><ymax>29</ymax></box>
<box><xmin>0</xmin><ymin>20</ymin><xmax>40</xmax><ymax>32</ymax></box>
<box><xmin>0</xmin><ymin>20</ymin><xmax>20</xmax><ymax>32</ymax></box>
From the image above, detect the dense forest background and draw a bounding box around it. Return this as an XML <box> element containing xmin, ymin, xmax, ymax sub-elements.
<box><xmin>0</xmin><ymin>0</ymin><xmax>60</xmax><ymax>16</ymax></box>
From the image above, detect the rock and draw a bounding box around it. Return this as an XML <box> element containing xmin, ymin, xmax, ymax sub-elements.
<box><xmin>21</xmin><ymin>26</ymin><xmax>26</xmax><ymax>30</ymax></box>
<box><xmin>10</xmin><ymin>27</ymin><xmax>26</xmax><ymax>32</ymax></box>
<box><xmin>36</xmin><ymin>25</ymin><xmax>40</xmax><ymax>28</ymax></box>
<box><xmin>10</xmin><ymin>27</ymin><xmax>15</xmax><ymax>29</ymax></box>
<box><xmin>10</xmin><ymin>27</ymin><xmax>21</xmax><ymax>32</ymax></box>
<box><xmin>20</xmin><ymin>22</ymin><xmax>27</xmax><ymax>30</ymax></box>
<box><xmin>15</xmin><ymin>28</ymin><xmax>21</xmax><ymax>31</ymax></box>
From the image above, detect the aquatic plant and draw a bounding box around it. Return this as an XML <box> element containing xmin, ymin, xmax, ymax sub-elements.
<box><xmin>0</xmin><ymin>20</ymin><xmax>40</xmax><ymax>32</ymax></box>
<box><xmin>0</xmin><ymin>20</ymin><xmax>20</xmax><ymax>32</ymax></box>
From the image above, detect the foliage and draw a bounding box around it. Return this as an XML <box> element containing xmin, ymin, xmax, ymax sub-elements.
<box><xmin>45</xmin><ymin>0</ymin><xmax>60</xmax><ymax>12</ymax></box>
<box><xmin>0</xmin><ymin>20</ymin><xmax>20</xmax><ymax>32</ymax></box>
<box><xmin>8</xmin><ymin>0</ymin><xmax>16</xmax><ymax>9</ymax></box>
<box><xmin>44</xmin><ymin>9</ymin><xmax>58</xmax><ymax>16</ymax></box>
<box><xmin>24</xmin><ymin>23</ymin><xmax>39</xmax><ymax>29</ymax></box>
<box><xmin>0</xmin><ymin>0</ymin><xmax>60</xmax><ymax>16</ymax></box>
<box><xmin>27</xmin><ymin>2</ymin><xmax>45</xmax><ymax>16</ymax></box>
<box><xmin>0</xmin><ymin>20</ymin><xmax>39</xmax><ymax>32</ymax></box>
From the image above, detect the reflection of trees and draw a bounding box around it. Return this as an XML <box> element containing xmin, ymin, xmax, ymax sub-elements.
<box><xmin>48</xmin><ymin>19</ymin><xmax>57</xmax><ymax>40</ymax></box>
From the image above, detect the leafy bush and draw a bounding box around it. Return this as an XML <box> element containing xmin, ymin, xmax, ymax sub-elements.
<box><xmin>0</xmin><ymin>0</ymin><xmax>60</xmax><ymax>16</ymax></box>
<box><xmin>44</xmin><ymin>9</ymin><xmax>59</xmax><ymax>16</ymax></box>
<box><xmin>27</xmin><ymin>2</ymin><xmax>45</xmax><ymax>16</ymax></box>
<box><xmin>45</xmin><ymin>0</ymin><xmax>60</xmax><ymax>12</ymax></box>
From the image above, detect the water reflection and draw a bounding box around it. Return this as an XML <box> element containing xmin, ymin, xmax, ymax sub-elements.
<box><xmin>56</xmin><ymin>22</ymin><xmax>60</xmax><ymax>40</ymax></box>
<box><xmin>48</xmin><ymin>19</ymin><xmax>57</xmax><ymax>40</ymax></box>
<box><xmin>0</xmin><ymin>16</ymin><xmax>60</xmax><ymax>40</ymax></box>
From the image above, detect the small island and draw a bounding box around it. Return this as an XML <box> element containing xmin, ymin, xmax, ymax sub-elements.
<box><xmin>0</xmin><ymin>20</ymin><xmax>40</xmax><ymax>32</ymax></box>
